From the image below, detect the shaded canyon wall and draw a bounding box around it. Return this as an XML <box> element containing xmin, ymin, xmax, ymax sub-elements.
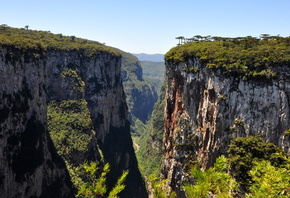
<box><xmin>0</xmin><ymin>46</ymin><xmax>147</xmax><ymax>197</ymax></box>
<box><xmin>0</xmin><ymin>46</ymin><xmax>74</xmax><ymax>197</ymax></box>
<box><xmin>46</xmin><ymin>50</ymin><xmax>147</xmax><ymax>197</ymax></box>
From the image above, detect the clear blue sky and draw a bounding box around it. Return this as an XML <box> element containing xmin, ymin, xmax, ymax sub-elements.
<box><xmin>1</xmin><ymin>0</ymin><xmax>290</xmax><ymax>54</ymax></box>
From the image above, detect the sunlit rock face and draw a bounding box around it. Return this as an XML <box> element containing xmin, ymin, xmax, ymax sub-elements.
<box><xmin>0</xmin><ymin>46</ymin><xmax>74</xmax><ymax>198</ymax></box>
<box><xmin>161</xmin><ymin>57</ymin><xmax>290</xmax><ymax>196</ymax></box>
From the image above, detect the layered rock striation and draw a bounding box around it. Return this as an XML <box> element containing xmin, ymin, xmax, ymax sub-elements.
<box><xmin>161</xmin><ymin>57</ymin><xmax>290</xmax><ymax>196</ymax></box>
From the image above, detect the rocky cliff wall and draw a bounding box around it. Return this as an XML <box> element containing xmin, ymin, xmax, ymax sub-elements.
<box><xmin>161</xmin><ymin>57</ymin><xmax>290</xmax><ymax>195</ymax></box>
<box><xmin>0</xmin><ymin>45</ymin><xmax>147</xmax><ymax>197</ymax></box>
<box><xmin>45</xmin><ymin>50</ymin><xmax>147</xmax><ymax>197</ymax></box>
<box><xmin>0</xmin><ymin>46</ymin><xmax>74</xmax><ymax>197</ymax></box>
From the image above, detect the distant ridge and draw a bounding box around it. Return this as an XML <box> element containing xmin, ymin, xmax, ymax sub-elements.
<box><xmin>132</xmin><ymin>53</ymin><xmax>164</xmax><ymax>62</ymax></box>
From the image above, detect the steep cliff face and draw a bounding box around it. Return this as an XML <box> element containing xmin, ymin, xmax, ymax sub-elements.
<box><xmin>45</xmin><ymin>50</ymin><xmax>147</xmax><ymax>197</ymax></box>
<box><xmin>0</xmin><ymin>46</ymin><xmax>74</xmax><ymax>197</ymax></box>
<box><xmin>0</xmin><ymin>26</ymin><xmax>147</xmax><ymax>197</ymax></box>
<box><xmin>161</xmin><ymin>57</ymin><xmax>290</xmax><ymax>195</ymax></box>
<box><xmin>46</xmin><ymin>50</ymin><xmax>126</xmax><ymax>141</ymax></box>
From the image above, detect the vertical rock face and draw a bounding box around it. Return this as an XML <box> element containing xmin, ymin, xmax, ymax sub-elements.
<box><xmin>0</xmin><ymin>46</ymin><xmax>74</xmax><ymax>197</ymax></box>
<box><xmin>46</xmin><ymin>51</ymin><xmax>126</xmax><ymax>141</ymax></box>
<box><xmin>161</xmin><ymin>57</ymin><xmax>290</xmax><ymax>196</ymax></box>
<box><xmin>46</xmin><ymin>50</ymin><xmax>147</xmax><ymax>197</ymax></box>
<box><xmin>0</xmin><ymin>46</ymin><xmax>147</xmax><ymax>197</ymax></box>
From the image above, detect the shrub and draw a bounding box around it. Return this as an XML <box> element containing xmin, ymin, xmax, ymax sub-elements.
<box><xmin>183</xmin><ymin>156</ymin><xmax>238</xmax><ymax>198</ymax></box>
<box><xmin>227</xmin><ymin>135</ymin><xmax>289</xmax><ymax>190</ymax></box>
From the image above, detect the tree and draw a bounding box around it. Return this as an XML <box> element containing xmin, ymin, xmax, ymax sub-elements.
<box><xmin>246</xmin><ymin>160</ymin><xmax>290</xmax><ymax>197</ymax></box>
<box><xmin>148</xmin><ymin>174</ymin><xmax>176</xmax><ymax>198</ymax></box>
<box><xmin>227</xmin><ymin>135</ymin><xmax>289</xmax><ymax>191</ymax></box>
<box><xmin>194</xmin><ymin>35</ymin><xmax>202</xmax><ymax>42</ymax></box>
<box><xmin>187</xmin><ymin>37</ymin><xmax>198</xmax><ymax>43</ymax></box>
<box><xmin>175</xmin><ymin>36</ymin><xmax>185</xmax><ymax>46</ymax></box>
<box><xmin>260</xmin><ymin>34</ymin><xmax>270</xmax><ymax>40</ymax></box>
<box><xmin>1</xmin><ymin>24</ymin><xmax>8</xmax><ymax>31</ymax></box>
<box><xmin>71</xmin><ymin>35</ymin><xmax>76</xmax><ymax>41</ymax></box>
<box><xmin>77</xmin><ymin>162</ymin><xmax>129</xmax><ymax>198</ymax></box>
<box><xmin>183</xmin><ymin>156</ymin><xmax>238</xmax><ymax>198</ymax></box>
<box><xmin>25</xmin><ymin>25</ymin><xmax>29</xmax><ymax>30</ymax></box>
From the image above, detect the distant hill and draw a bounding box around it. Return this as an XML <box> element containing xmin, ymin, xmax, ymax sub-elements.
<box><xmin>132</xmin><ymin>53</ymin><xmax>164</xmax><ymax>62</ymax></box>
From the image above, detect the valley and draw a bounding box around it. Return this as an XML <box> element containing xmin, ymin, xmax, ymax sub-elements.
<box><xmin>0</xmin><ymin>26</ymin><xmax>290</xmax><ymax>198</ymax></box>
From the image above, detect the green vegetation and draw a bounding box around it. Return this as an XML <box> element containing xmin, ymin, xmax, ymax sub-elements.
<box><xmin>165</xmin><ymin>35</ymin><xmax>290</xmax><ymax>79</ymax></box>
<box><xmin>118</xmin><ymin>50</ymin><xmax>157</xmax><ymax>135</ymax></box>
<box><xmin>48</xmin><ymin>99</ymin><xmax>93</xmax><ymax>162</ymax></box>
<box><xmin>184</xmin><ymin>156</ymin><xmax>238</xmax><ymax>198</ymax></box>
<box><xmin>181</xmin><ymin>136</ymin><xmax>290</xmax><ymax>197</ymax></box>
<box><xmin>48</xmin><ymin>99</ymin><xmax>128</xmax><ymax>197</ymax></box>
<box><xmin>148</xmin><ymin>174</ymin><xmax>176</xmax><ymax>198</ymax></box>
<box><xmin>182</xmin><ymin>67</ymin><xmax>199</xmax><ymax>73</ymax></box>
<box><xmin>284</xmin><ymin>128</ymin><xmax>290</xmax><ymax>136</ymax></box>
<box><xmin>76</xmin><ymin>162</ymin><xmax>128</xmax><ymax>198</ymax></box>
<box><xmin>0</xmin><ymin>25</ymin><xmax>120</xmax><ymax>57</ymax></box>
<box><xmin>246</xmin><ymin>160</ymin><xmax>290</xmax><ymax>197</ymax></box>
<box><xmin>137</xmin><ymin>83</ymin><xmax>166</xmax><ymax>176</ymax></box>
<box><xmin>227</xmin><ymin>135</ymin><xmax>289</xmax><ymax>190</ymax></box>
<box><xmin>140</xmin><ymin>61</ymin><xmax>165</xmax><ymax>94</ymax></box>
<box><xmin>60</xmin><ymin>68</ymin><xmax>85</xmax><ymax>93</ymax></box>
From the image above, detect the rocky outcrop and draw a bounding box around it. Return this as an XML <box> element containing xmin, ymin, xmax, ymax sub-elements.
<box><xmin>161</xmin><ymin>57</ymin><xmax>290</xmax><ymax>196</ymax></box>
<box><xmin>45</xmin><ymin>50</ymin><xmax>147</xmax><ymax>197</ymax></box>
<box><xmin>0</xmin><ymin>46</ymin><xmax>74</xmax><ymax>197</ymax></box>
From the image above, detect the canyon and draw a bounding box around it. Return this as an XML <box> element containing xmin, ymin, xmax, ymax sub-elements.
<box><xmin>1</xmin><ymin>27</ymin><xmax>290</xmax><ymax>198</ymax></box>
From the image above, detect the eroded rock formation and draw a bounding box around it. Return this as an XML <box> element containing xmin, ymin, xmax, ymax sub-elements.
<box><xmin>161</xmin><ymin>57</ymin><xmax>290</xmax><ymax>196</ymax></box>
